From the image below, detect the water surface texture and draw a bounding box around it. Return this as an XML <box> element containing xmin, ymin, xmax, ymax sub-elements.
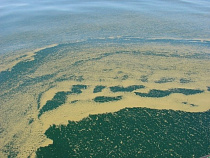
<box><xmin>0</xmin><ymin>0</ymin><xmax>210</xmax><ymax>158</ymax></box>
<box><xmin>1</xmin><ymin>0</ymin><xmax>210</xmax><ymax>54</ymax></box>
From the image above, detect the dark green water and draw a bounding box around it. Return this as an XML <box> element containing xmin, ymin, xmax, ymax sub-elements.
<box><xmin>93</xmin><ymin>86</ymin><xmax>106</xmax><ymax>93</ymax></box>
<box><xmin>155</xmin><ymin>77</ymin><xmax>175</xmax><ymax>83</ymax></box>
<box><xmin>93</xmin><ymin>96</ymin><xmax>122</xmax><ymax>103</ymax></box>
<box><xmin>38</xmin><ymin>91</ymin><xmax>71</xmax><ymax>118</ymax></box>
<box><xmin>38</xmin><ymin>84</ymin><xmax>87</xmax><ymax>117</ymax></box>
<box><xmin>135</xmin><ymin>88</ymin><xmax>204</xmax><ymax>98</ymax></box>
<box><xmin>36</xmin><ymin>107</ymin><xmax>210</xmax><ymax>158</ymax></box>
<box><xmin>110</xmin><ymin>85</ymin><xmax>145</xmax><ymax>93</ymax></box>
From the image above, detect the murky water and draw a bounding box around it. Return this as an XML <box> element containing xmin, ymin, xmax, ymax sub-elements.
<box><xmin>0</xmin><ymin>1</ymin><xmax>210</xmax><ymax>158</ymax></box>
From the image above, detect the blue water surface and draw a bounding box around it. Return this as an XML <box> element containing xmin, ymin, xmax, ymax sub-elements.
<box><xmin>0</xmin><ymin>0</ymin><xmax>210</xmax><ymax>54</ymax></box>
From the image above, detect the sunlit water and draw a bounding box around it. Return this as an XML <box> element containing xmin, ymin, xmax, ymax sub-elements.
<box><xmin>1</xmin><ymin>0</ymin><xmax>210</xmax><ymax>54</ymax></box>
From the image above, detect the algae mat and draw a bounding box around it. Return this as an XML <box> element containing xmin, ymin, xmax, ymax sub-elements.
<box><xmin>0</xmin><ymin>37</ymin><xmax>210</xmax><ymax>157</ymax></box>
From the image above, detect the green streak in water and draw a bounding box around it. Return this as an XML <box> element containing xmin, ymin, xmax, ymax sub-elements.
<box><xmin>93</xmin><ymin>96</ymin><xmax>122</xmax><ymax>103</ymax></box>
<box><xmin>38</xmin><ymin>91</ymin><xmax>71</xmax><ymax>118</ymax></box>
<box><xmin>93</xmin><ymin>85</ymin><xmax>106</xmax><ymax>93</ymax></box>
<box><xmin>135</xmin><ymin>88</ymin><xmax>204</xmax><ymax>98</ymax></box>
<box><xmin>110</xmin><ymin>85</ymin><xmax>145</xmax><ymax>93</ymax></box>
